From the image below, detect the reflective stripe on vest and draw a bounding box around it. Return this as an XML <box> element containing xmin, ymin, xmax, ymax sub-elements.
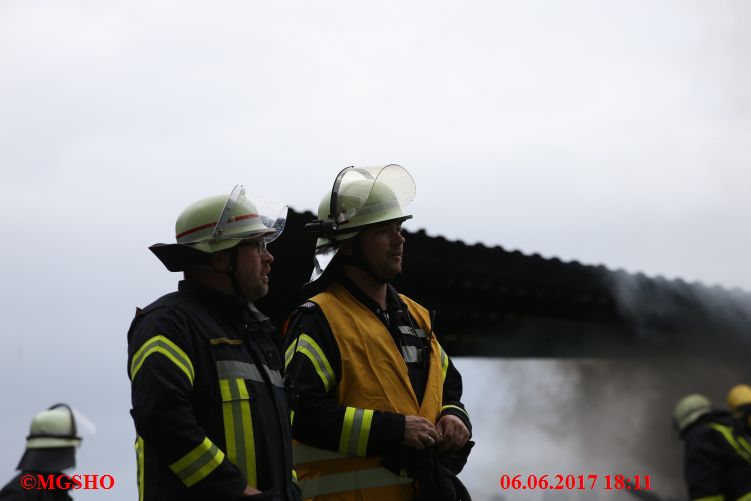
<box><xmin>294</xmin><ymin>444</ymin><xmax>412</xmax><ymax>498</ymax></box>
<box><xmin>169</xmin><ymin>437</ymin><xmax>225</xmax><ymax>487</ymax></box>
<box><xmin>294</xmin><ymin>443</ymin><xmax>348</xmax><ymax>463</ymax></box>
<box><xmin>298</xmin><ymin>466</ymin><xmax>413</xmax><ymax>498</ymax></box>
<box><xmin>398</xmin><ymin>326</ymin><xmax>426</xmax><ymax>338</ymax></box>
<box><xmin>709</xmin><ymin>423</ymin><xmax>751</xmax><ymax>463</ymax></box>
<box><xmin>440</xmin><ymin>346</ymin><xmax>449</xmax><ymax>383</ymax></box>
<box><xmin>217</xmin><ymin>370</ymin><xmax>256</xmax><ymax>487</ymax></box>
<box><xmin>401</xmin><ymin>345</ymin><xmax>420</xmax><ymax>363</ymax></box>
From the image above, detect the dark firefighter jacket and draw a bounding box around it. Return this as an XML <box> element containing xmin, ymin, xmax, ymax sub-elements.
<box><xmin>283</xmin><ymin>277</ymin><xmax>471</xmax><ymax>500</ymax></box>
<box><xmin>127</xmin><ymin>280</ymin><xmax>301</xmax><ymax>501</ymax></box>
<box><xmin>682</xmin><ymin>411</ymin><xmax>751</xmax><ymax>501</ymax></box>
<box><xmin>0</xmin><ymin>473</ymin><xmax>72</xmax><ymax>501</ymax></box>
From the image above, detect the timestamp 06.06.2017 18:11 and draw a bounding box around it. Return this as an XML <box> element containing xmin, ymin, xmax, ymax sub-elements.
<box><xmin>499</xmin><ymin>474</ymin><xmax>652</xmax><ymax>491</ymax></box>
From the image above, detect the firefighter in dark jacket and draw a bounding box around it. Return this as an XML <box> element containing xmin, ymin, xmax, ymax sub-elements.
<box><xmin>284</xmin><ymin>165</ymin><xmax>472</xmax><ymax>500</ymax></box>
<box><xmin>127</xmin><ymin>186</ymin><xmax>301</xmax><ymax>501</ymax></box>
<box><xmin>673</xmin><ymin>393</ymin><xmax>751</xmax><ymax>501</ymax></box>
<box><xmin>0</xmin><ymin>404</ymin><xmax>94</xmax><ymax>501</ymax></box>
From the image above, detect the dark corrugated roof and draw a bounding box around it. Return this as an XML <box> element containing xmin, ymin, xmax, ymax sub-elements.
<box><xmin>258</xmin><ymin>209</ymin><xmax>751</xmax><ymax>358</ymax></box>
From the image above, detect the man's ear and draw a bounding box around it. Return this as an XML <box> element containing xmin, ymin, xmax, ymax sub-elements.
<box><xmin>209</xmin><ymin>249</ymin><xmax>231</xmax><ymax>269</ymax></box>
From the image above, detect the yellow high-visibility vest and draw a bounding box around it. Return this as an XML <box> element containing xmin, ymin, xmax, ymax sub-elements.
<box><xmin>293</xmin><ymin>283</ymin><xmax>446</xmax><ymax>500</ymax></box>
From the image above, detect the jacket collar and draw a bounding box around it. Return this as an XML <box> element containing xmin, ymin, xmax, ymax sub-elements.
<box><xmin>179</xmin><ymin>280</ymin><xmax>249</xmax><ymax>321</ymax></box>
<box><xmin>337</xmin><ymin>276</ymin><xmax>406</xmax><ymax>316</ymax></box>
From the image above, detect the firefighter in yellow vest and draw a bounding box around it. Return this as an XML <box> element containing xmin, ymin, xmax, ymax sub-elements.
<box><xmin>283</xmin><ymin>165</ymin><xmax>472</xmax><ymax>500</ymax></box>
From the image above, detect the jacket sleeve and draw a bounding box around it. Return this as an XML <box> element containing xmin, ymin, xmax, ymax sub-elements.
<box><xmin>127</xmin><ymin>309</ymin><xmax>246</xmax><ymax>499</ymax></box>
<box><xmin>283</xmin><ymin>305</ymin><xmax>405</xmax><ymax>457</ymax></box>
<box><xmin>438</xmin><ymin>354</ymin><xmax>472</xmax><ymax>436</ymax></box>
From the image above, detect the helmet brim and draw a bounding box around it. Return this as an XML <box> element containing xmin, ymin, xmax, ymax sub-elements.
<box><xmin>149</xmin><ymin>243</ymin><xmax>213</xmax><ymax>272</ymax></box>
<box><xmin>152</xmin><ymin>226</ymin><xmax>278</xmax><ymax>272</ymax></box>
<box><xmin>314</xmin><ymin>215</ymin><xmax>412</xmax><ymax>249</ymax></box>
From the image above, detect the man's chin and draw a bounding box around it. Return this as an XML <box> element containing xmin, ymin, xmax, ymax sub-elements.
<box><xmin>383</xmin><ymin>267</ymin><xmax>401</xmax><ymax>282</ymax></box>
<box><xmin>245</xmin><ymin>285</ymin><xmax>269</xmax><ymax>302</ymax></box>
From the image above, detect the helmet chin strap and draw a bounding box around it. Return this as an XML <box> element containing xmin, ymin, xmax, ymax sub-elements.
<box><xmin>227</xmin><ymin>246</ymin><xmax>245</xmax><ymax>298</ymax></box>
<box><xmin>191</xmin><ymin>247</ymin><xmax>245</xmax><ymax>298</ymax></box>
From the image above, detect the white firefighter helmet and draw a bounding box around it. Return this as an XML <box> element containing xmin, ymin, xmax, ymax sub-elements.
<box><xmin>17</xmin><ymin>404</ymin><xmax>95</xmax><ymax>472</ymax></box>
<box><xmin>673</xmin><ymin>394</ymin><xmax>712</xmax><ymax>433</ymax></box>
<box><xmin>306</xmin><ymin>165</ymin><xmax>415</xmax><ymax>282</ymax></box>
<box><xmin>150</xmin><ymin>186</ymin><xmax>287</xmax><ymax>271</ymax></box>
<box><xmin>25</xmin><ymin>403</ymin><xmax>95</xmax><ymax>449</ymax></box>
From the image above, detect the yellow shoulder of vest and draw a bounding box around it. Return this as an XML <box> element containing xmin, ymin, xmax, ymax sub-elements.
<box><xmin>311</xmin><ymin>286</ymin><xmax>433</xmax><ymax>333</ymax></box>
<box><xmin>309</xmin><ymin>283</ymin><xmax>347</xmax><ymax>309</ymax></box>
<box><xmin>311</xmin><ymin>286</ymin><xmax>434</xmax><ymax>335</ymax></box>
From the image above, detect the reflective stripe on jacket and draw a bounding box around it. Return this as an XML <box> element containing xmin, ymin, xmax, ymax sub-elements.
<box><xmin>684</xmin><ymin>413</ymin><xmax>751</xmax><ymax>501</ymax></box>
<box><xmin>127</xmin><ymin>281</ymin><xmax>300</xmax><ymax>501</ymax></box>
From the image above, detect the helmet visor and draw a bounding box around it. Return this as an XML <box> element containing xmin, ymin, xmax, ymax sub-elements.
<box><xmin>70</xmin><ymin>407</ymin><xmax>96</xmax><ymax>437</ymax></box>
<box><xmin>252</xmin><ymin>192</ymin><xmax>288</xmax><ymax>244</ymax></box>
<box><xmin>329</xmin><ymin>164</ymin><xmax>415</xmax><ymax>230</ymax></box>
<box><xmin>210</xmin><ymin>185</ymin><xmax>286</xmax><ymax>244</ymax></box>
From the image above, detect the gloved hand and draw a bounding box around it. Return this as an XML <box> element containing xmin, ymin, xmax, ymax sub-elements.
<box><xmin>381</xmin><ymin>443</ymin><xmax>474</xmax><ymax>501</ymax></box>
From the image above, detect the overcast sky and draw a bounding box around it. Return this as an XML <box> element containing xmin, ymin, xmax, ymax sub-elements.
<box><xmin>1</xmin><ymin>1</ymin><xmax>750</xmax><ymax>499</ymax></box>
